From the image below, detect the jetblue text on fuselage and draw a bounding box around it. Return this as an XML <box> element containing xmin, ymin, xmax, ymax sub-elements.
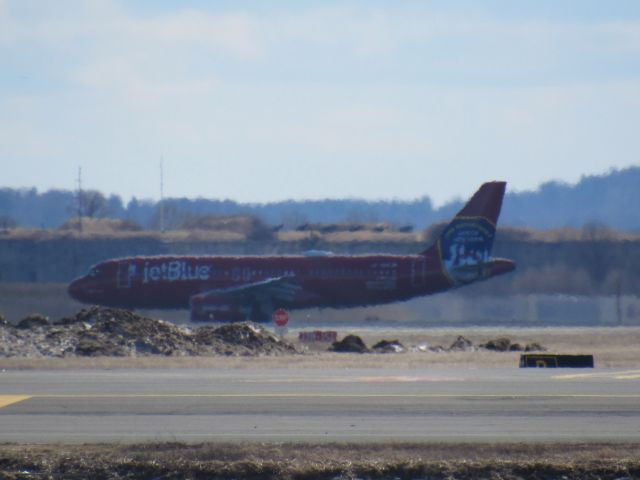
<box><xmin>143</xmin><ymin>261</ymin><xmax>211</xmax><ymax>283</ymax></box>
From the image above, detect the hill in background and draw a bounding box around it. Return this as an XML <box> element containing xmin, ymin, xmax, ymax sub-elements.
<box><xmin>1</xmin><ymin>166</ymin><xmax>639</xmax><ymax>231</ymax></box>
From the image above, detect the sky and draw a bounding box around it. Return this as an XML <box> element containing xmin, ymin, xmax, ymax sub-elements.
<box><xmin>1</xmin><ymin>1</ymin><xmax>639</xmax><ymax>206</ymax></box>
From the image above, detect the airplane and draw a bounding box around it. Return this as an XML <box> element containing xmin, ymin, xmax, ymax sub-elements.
<box><xmin>67</xmin><ymin>181</ymin><xmax>515</xmax><ymax>322</ymax></box>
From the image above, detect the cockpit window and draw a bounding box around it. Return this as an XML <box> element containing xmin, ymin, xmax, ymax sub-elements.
<box><xmin>89</xmin><ymin>268</ymin><xmax>101</xmax><ymax>277</ymax></box>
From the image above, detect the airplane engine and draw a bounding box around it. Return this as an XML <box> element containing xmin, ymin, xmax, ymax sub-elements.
<box><xmin>189</xmin><ymin>295</ymin><xmax>247</xmax><ymax>322</ymax></box>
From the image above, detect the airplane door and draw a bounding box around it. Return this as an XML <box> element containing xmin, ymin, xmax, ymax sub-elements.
<box><xmin>117</xmin><ymin>261</ymin><xmax>132</xmax><ymax>289</ymax></box>
<box><xmin>411</xmin><ymin>257</ymin><xmax>425</xmax><ymax>287</ymax></box>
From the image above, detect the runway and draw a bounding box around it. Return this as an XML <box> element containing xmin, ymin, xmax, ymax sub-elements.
<box><xmin>1</xmin><ymin>368</ymin><xmax>639</xmax><ymax>443</ymax></box>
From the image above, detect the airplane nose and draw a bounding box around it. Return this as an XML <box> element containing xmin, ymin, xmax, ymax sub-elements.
<box><xmin>67</xmin><ymin>278</ymin><xmax>84</xmax><ymax>301</ymax></box>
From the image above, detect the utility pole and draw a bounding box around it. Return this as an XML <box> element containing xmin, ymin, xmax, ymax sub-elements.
<box><xmin>616</xmin><ymin>275</ymin><xmax>623</xmax><ymax>326</ymax></box>
<box><xmin>76</xmin><ymin>167</ymin><xmax>83</xmax><ymax>233</ymax></box>
<box><xmin>160</xmin><ymin>157</ymin><xmax>165</xmax><ymax>233</ymax></box>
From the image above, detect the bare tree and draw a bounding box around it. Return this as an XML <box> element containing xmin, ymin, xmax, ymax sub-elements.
<box><xmin>0</xmin><ymin>215</ymin><xmax>17</xmax><ymax>232</ymax></box>
<box><xmin>79</xmin><ymin>190</ymin><xmax>109</xmax><ymax>218</ymax></box>
<box><xmin>68</xmin><ymin>190</ymin><xmax>109</xmax><ymax>220</ymax></box>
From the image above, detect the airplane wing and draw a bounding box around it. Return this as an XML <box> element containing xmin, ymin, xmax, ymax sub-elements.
<box><xmin>189</xmin><ymin>275</ymin><xmax>303</xmax><ymax>322</ymax></box>
<box><xmin>202</xmin><ymin>275</ymin><xmax>302</xmax><ymax>303</ymax></box>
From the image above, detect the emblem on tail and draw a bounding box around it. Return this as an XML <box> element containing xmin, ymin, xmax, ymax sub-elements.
<box><xmin>441</xmin><ymin>217</ymin><xmax>495</xmax><ymax>284</ymax></box>
<box><xmin>424</xmin><ymin>181</ymin><xmax>514</xmax><ymax>286</ymax></box>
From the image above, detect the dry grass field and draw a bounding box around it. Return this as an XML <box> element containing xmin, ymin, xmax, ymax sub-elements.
<box><xmin>0</xmin><ymin>442</ymin><xmax>638</xmax><ymax>479</ymax></box>
<box><xmin>0</xmin><ymin>326</ymin><xmax>638</xmax><ymax>370</ymax></box>
<box><xmin>6</xmin><ymin>222</ymin><xmax>640</xmax><ymax>242</ymax></box>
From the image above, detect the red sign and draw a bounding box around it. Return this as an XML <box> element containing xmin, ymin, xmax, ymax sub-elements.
<box><xmin>272</xmin><ymin>308</ymin><xmax>289</xmax><ymax>327</ymax></box>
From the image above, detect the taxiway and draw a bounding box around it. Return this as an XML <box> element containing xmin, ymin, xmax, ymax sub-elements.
<box><xmin>1</xmin><ymin>368</ymin><xmax>639</xmax><ymax>443</ymax></box>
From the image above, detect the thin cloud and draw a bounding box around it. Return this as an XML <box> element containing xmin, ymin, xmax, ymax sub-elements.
<box><xmin>1</xmin><ymin>1</ymin><xmax>639</xmax><ymax>204</ymax></box>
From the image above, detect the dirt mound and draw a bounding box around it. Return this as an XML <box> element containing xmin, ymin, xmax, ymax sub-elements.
<box><xmin>330</xmin><ymin>334</ymin><xmax>369</xmax><ymax>353</ymax></box>
<box><xmin>77</xmin><ymin>316</ymin><xmax>195</xmax><ymax>357</ymax></box>
<box><xmin>372</xmin><ymin>339</ymin><xmax>405</xmax><ymax>353</ymax></box>
<box><xmin>0</xmin><ymin>307</ymin><xmax>298</xmax><ymax>358</ymax></box>
<box><xmin>415</xmin><ymin>335</ymin><xmax>545</xmax><ymax>354</ymax></box>
<box><xmin>525</xmin><ymin>342</ymin><xmax>546</xmax><ymax>352</ymax></box>
<box><xmin>57</xmin><ymin>306</ymin><xmax>142</xmax><ymax>325</ymax></box>
<box><xmin>330</xmin><ymin>336</ymin><xmax>409</xmax><ymax>354</ymax></box>
<box><xmin>481</xmin><ymin>337</ymin><xmax>546</xmax><ymax>352</ymax></box>
<box><xmin>449</xmin><ymin>335</ymin><xmax>474</xmax><ymax>351</ymax></box>
<box><xmin>16</xmin><ymin>314</ymin><xmax>50</xmax><ymax>329</ymax></box>
<box><xmin>195</xmin><ymin>322</ymin><xmax>297</xmax><ymax>356</ymax></box>
<box><xmin>481</xmin><ymin>337</ymin><xmax>512</xmax><ymax>351</ymax></box>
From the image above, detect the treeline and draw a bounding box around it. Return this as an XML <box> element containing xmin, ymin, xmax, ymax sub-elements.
<box><xmin>500</xmin><ymin>167</ymin><xmax>640</xmax><ymax>230</ymax></box>
<box><xmin>1</xmin><ymin>167</ymin><xmax>639</xmax><ymax>231</ymax></box>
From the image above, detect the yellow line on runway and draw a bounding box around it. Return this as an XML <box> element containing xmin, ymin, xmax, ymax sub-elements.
<box><xmin>21</xmin><ymin>393</ymin><xmax>640</xmax><ymax>399</ymax></box>
<box><xmin>237</xmin><ymin>376</ymin><xmax>465</xmax><ymax>383</ymax></box>
<box><xmin>0</xmin><ymin>395</ymin><xmax>31</xmax><ymax>408</ymax></box>
<box><xmin>554</xmin><ymin>370</ymin><xmax>640</xmax><ymax>380</ymax></box>
<box><xmin>45</xmin><ymin>432</ymin><xmax>640</xmax><ymax>440</ymax></box>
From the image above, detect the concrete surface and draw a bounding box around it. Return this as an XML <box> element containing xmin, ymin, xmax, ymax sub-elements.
<box><xmin>0</xmin><ymin>367</ymin><xmax>639</xmax><ymax>443</ymax></box>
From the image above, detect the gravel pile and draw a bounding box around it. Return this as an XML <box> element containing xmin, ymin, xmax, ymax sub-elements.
<box><xmin>481</xmin><ymin>337</ymin><xmax>546</xmax><ymax>352</ymax></box>
<box><xmin>421</xmin><ymin>336</ymin><xmax>546</xmax><ymax>353</ymax></box>
<box><xmin>330</xmin><ymin>334</ymin><xmax>370</xmax><ymax>353</ymax></box>
<box><xmin>330</xmin><ymin>337</ymin><xmax>406</xmax><ymax>354</ymax></box>
<box><xmin>0</xmin><ymin>307</ymin><xmax>298</xmax><ymax>358</ymax></box>
<box><xmin>371</xmin><ymin>339</ymin><xmax>405</xmax><ymax>353</ymax></box>
<box><xmin>449</xmin><ymin>335</ymin><xmax>475</xmax><ymax>352</ymax></box>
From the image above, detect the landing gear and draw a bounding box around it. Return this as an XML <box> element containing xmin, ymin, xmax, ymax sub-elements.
<box><xmin>249</xmin><ymin>301</ymin><xmax>269</xmax><ymax>323</ymax></box>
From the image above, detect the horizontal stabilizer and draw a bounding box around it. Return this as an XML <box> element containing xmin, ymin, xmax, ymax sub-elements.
<box><xmin>423</xmin><ymin>181</ymin><xmax>513</xmax><ymax>286</ymax></box>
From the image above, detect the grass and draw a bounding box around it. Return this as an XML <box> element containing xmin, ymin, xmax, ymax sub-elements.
<box><xmin>5</xmin><ymin>223</ymin><xmax>640</xmax><ymax>241</ymax></box>
<box><xmin>0</xmin><ymin>442</ymin><xmax>639</xmax><ymax>479</ymax></box>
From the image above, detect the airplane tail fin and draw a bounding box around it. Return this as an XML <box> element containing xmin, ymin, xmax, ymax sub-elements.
<box><xmin>423</xmin><ymin>181</ymin><xmax>515</xmax><ymax>285</ymax></box>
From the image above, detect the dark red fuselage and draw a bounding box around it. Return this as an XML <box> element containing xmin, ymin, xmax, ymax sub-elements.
<box><xmin>67</xmin><ymin>182</ymin><xmax>516</xmax><ymax>321</ymax></box>
<box><xmin>69</xmin><ymin>252</ymin><xmax>443</xmax><ymax>310</ymax></box>
<box><xmin>67</xmin><ymin>250</ymin><xmax>514</xmax><ymax>319</ymax></box>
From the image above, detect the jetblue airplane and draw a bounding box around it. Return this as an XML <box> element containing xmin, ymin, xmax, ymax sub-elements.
<box><xmin>68</xmin><ymin>182</ymin><xmax>515</xmax><ymax>322</ymax></box>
